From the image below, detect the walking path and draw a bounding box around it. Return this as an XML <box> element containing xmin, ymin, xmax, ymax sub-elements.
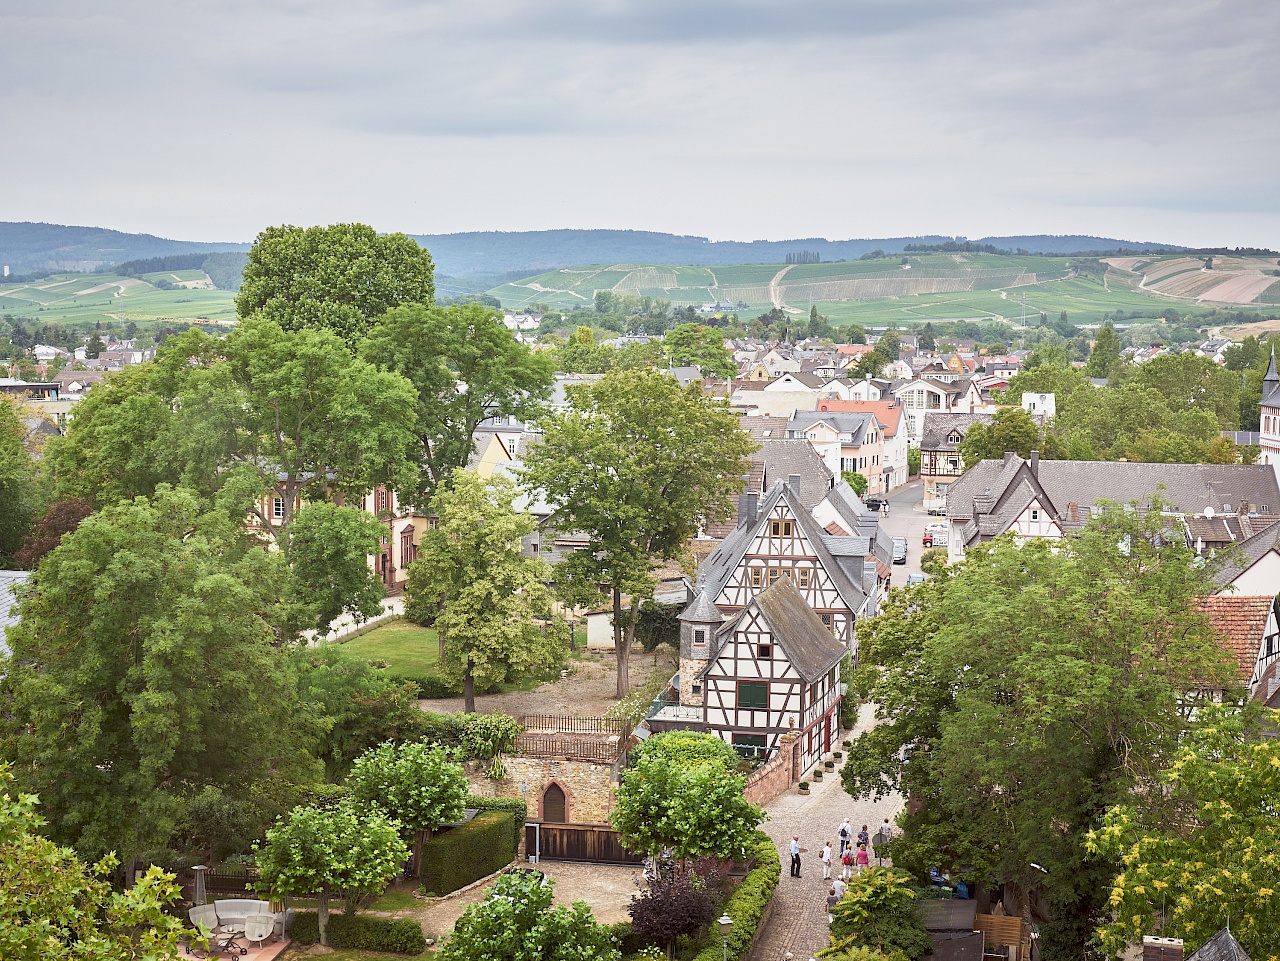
<box><xmin>751</xmin><ymin>703</ymin><xmax>903</xmax><ymax>961</ymax></box>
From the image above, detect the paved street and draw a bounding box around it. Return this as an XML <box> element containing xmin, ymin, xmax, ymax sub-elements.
<box><xmin>750</xmin><ymin>703</ymin><xmax>903</xmax><ymax>961</ymax></box>
<box><xmin>876</xmin><ymin>479</ymin><xmax>931</xmax><ymax>579</ymax></box>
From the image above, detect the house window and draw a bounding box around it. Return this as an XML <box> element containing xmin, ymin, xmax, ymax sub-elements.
<box><xmin>1030</xmin><ymin>509</ymin><xmax>1040</xmax><ymax>522</ymax></box>
<box><xmin>758</xmin><ymin>643</ymin><xmax>772</xmax><ymax>659</ymax></box>
<box><xmin>733</xmin><ymin>733</ymin><xmax>767</xmax><ymax>759</ymax></box>
<box><xmin>376</xmin><ymin>488</ymin><xmax>388</xmax><ymax>514</ymax></box>
<box><xmin>767</xmin><ymin>567</ymin><xmax>782</xmax><ymax>586</ymax></box>
<box><xmin>797</xmin><ymin>568</ymin><xmax>811</xmax><ymax>588</ymax></box>
<box><xmin>750</xmin><ymin>567</ymin><xmax>764</xmax><ymax>588</ymax></box>
<box><xmin>770</xmin><ymin>520</ymin><xmax>794</xmax><ymax>537</ymax></box>
<box><xmin>820</xmin><ymin>613</ymin><xmax>833</xmax><ymax>627</ymax></box>
<box><xmin>693</xmin><ymin>629</ymin><xmax>707</xmax><ymax>649</ymax></box>
<box><xmin>737</xmin><ymin>681</ymin><xmax>769</xmax><ymax>710</ymax></box>
<box><xmin>272</xmin><ymin>497</ymin><xmax>285</xmax><ymax>519</ymax></box>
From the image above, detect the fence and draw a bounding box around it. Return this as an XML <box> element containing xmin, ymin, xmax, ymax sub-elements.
<box><xmin>514</xmin><ymin>731</ymin><xmax>627</xmax><ymax>764</ymax></box>
<box><xmin>177</xmin><ymin>866</ymin><xmax>262</xmax><ymax>901</ymax></box>
<box><xmin>520</xmin><ymin>714</ymin><xmax>628</xmax><ymax>736</ymax></box>
<box><xmin>526</xmin><ymin>822</ymin><xmax>643</xmax><ymax>865</ymax></box>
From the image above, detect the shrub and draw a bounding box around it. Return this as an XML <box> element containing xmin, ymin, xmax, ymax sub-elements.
<box><xmin>823</xmin><ymin>867</ymin><xmax>932</xmax><ymax>961</ymax></box>
<box><xmin>629</xmin><ymin>874</ymin><xmax>713</xmax><ymax>956</ymax></box>
<box><xmin>689</xmin><ymin>830</ymin><xmax>780</xmax><ymax>961</ymax></box>
<box><xmin>390</xmin><ymin>671</ymin><xmax>460</xmax><ymax>698</ymax></box>
<box><xmin>607</xmin><ymin>920</ymin><xmax>648</xmax><ymax>956</ymax></box>
<box><xmin>289</xmin><ymin>912</ymin><xmax>426</xmax><ymax>954</ymax></box>
<box><xmin>824</xmin><ymin>761</ymin><xmax>835</xmax><ymax>769</ymax></box>
<box><xmin>834</xmin><ymin>751</ymin><xmax>844</xmax><ymax>760</ymax></box>
<box><xmin>466</xmin><ymin>795</ymin><xmax>527</xmax><ymax>841</ymax></box>
<box><xmin>799</xmin><ymin>782</ymin><xmax>810</xmax><ymax>791</ymax></box>
<box><xmin>419</xmin><ymin>810</ymin><xmax>516</xmax><ymax>896</ymax></box>
<box><xmin>631</xmin><ymin>730</ymin><xmax>740</xmax><ymax>771</ymax></box>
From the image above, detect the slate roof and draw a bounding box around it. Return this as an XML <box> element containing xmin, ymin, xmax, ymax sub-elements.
<box><xmin>1196</xmin><ymin>595</ymin><xmax>1274</xmax><ymax>684</ymax></box>
<box><xmin>1213</xmin><ymin>519</ymin><xmax>1280</xmax><ymax>588</ymax></box>
<box><xmin>948</xmin><ymin>456</ymin><xmax>1280</xmax><ymax>549</ymax></box>
<box><xmin>0</xmin><ymin>570</ymin><xmax>31</xmax><ymax>659</ymax></box>
<box><xmin>703</xmin><ymin>460</ymin><xmax>767</xmax><ymax>539</ymax></box>
<box><xmin>1186</xmin><ymin>928</ymin><xmax>1251</xmax><ymax>961</ymax></box>
<box><xmin>722</xmin><ymin>577</ymin><xmax>845</xmax><ymax>683</ymax></box>
<box><xmin>739</xmin><ymin>416</ymin><xmax>792</xmax><ymax>439</ymax></box>
<box><xmin>919</xmin><ymin>413</ymin><xmax>993</xmax><ymax>452</ymax></box>
<box><xmin>679</xmin><ymin>591</ymin><xmax>723</xmax><ymax>624</ymax></box>
<box><xmin>1263</xmin><ymin>350</ymin><xmax>1280</xmax><ymax>409</ymax></box>
<box><xmin>815</xmin><ymin>399</ymin><xmax>905</xmax><ymax>437</ymax></box>
<box><xmin>786</xmin><ymin>410</ymin><xmax>878</xmax><ymax>442</ymax></box>
<box><xmin>757</xmin><ymin>440</ymin><xmax>834</xmax><ymax>509</ymax></box>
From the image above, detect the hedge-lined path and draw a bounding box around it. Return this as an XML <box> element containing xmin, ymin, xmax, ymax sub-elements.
<box><xmin>750</xmin><ymin>703</ymin><xmax>903</xmax><ymax>961</ymax></box>
<box><xmin>401</xmin><ymin>861</ymin><xmax>643</xmax><ymax>943</ymax></box>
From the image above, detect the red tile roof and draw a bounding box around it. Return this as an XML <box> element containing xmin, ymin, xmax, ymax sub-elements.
<box><xmin>1196</xmin><ymin>595</ymin><xmax>1273</xmax><ymax>684</ymax></box>
<box><xmin>815</xmin><ymin>398</ymin><xmax>905</xmax><ymax>437</ymax></box>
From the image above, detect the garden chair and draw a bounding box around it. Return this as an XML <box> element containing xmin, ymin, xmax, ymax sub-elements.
<box><xmin>244</xmin><ymin>914</ymin><xmax>274</xmax><ymax>951</ymax></box>
<box><xmin>185</xmin><ymin>903</ymin><xmax>240</xmax><ymax>957</ymax></box>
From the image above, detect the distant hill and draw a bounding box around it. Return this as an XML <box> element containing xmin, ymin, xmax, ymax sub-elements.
<box><xmin>409</xmin><ymin>229</ymin><xmax>1183</xmax><ymax>280</ymax></box>
<box><xmin>0</xmin><ymin>222</ymin><xmax>248</xmax><ymax>275</ymax></box>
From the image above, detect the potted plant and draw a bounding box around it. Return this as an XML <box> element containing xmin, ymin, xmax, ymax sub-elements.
<box><xmin>842</xmin><ymin>739</ymin><xmax>852</xmax><ymax>749</ymax></box>
<box><xmin>824</xmin><ymin>760</ymin><xmax>835</xmax><ymax>770</ymax></box>
<box><xmin>798</xmin><ymin>781</ymin><xmax>810</xmax><ymax>795</ymax></box>
<box><xmin>833</xmin><ymin>751</ymin><xmax>843</xmax><ymax>760</ymax></box>
<box><xmin>812</xmin><ymin>769</ymin><xmax>824</xmax><ymax>780</ymax></box>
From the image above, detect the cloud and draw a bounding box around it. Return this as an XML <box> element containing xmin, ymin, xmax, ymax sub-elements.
<box><xmin>0</xmin><ymin>0</ymin><xmax>1275</xmax><ymax>246</ymax></box>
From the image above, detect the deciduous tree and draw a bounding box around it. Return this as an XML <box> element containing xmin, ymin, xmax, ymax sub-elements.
<box><xmin>255</xmin><ymin>800</ymin><xmax>408</xmax><ymax>946</ymax></box>
<box><xmin>522</xmin><ymin>370</ymin><xmax>755</xmax><ymax>697</ymax></box>
<box><xmin>236</xmin><ymin>223</ymin><xmax>435</xmax><ymax>347</ymax></box>
<box><xmin>285</xmin><ymin>501</ymin><xmax>388</xmax><ymax>634</ymax></box>
<box><xmin>663</xmin><ymin>323</ymin><xmax>735</xmax><ymax>378</ymax></box>
<box><xmin>843</xmin><ymin>504</ymin><xmax>1236</xmax><ymax>960</ymax></box>
<box><xmin>361</xmin><ymin>302</ymin><xmax>554</xmax><ymax>507</ymax></box>
<box><xmin>404</xmin><ymin>469</ymin><xmax>564</xmax><ymax>712</ymax></box>
<box><xmin>0</xmin><ymin>395</ymin><xmax>34</xmax><ymax>563</ymax></box>
<box><xmin>1086</xmin><ymin>322</ymin><xmax>1122</xmax><ymax>379</ymax></box>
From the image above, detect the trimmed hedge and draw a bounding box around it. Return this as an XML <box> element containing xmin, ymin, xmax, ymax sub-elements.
<box><xmin>690</xmin><ymin>830</ymin><xmax>781</xmax><ymax>961</ymax></box>
<box><xmin>419</xmin><ymin>810</ymin><xmax>516</xmax><ymax>896</ymax></box>
<box><xmin>466</xmin><ymin>795</ymin><xmax>527</xmax><ymax>839</ymax></box>
<box><xmin>289</xmin><ymin>912</ymin><xmax>426</xmax><ymax>954</ymax></box>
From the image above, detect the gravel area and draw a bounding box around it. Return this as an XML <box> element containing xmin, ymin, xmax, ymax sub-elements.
<box><xmin>417</xmin><ymin>646</ymin><xmax>677</xmax><ymax>718</ymax></box>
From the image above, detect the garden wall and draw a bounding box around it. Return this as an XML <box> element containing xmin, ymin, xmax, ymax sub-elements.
<box><xmin>467</xmin><ymin>755</ymin><xmax>619</xmax><ymax>825</ymax></box>
<box><xmin>743</xmin><ymin>730</ymin><xmax>803</xmax><ymax>806</ymax></box>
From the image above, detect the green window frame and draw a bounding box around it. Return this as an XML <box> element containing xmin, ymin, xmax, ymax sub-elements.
<box><xmin>737</xmin><ymin>680</ymin><xmax>769</xmax><ymax>710</ymax></box>
<box><xmin>733</xmin><ymin>733</ymin><xmax>767</xmax><ymax>759</ymax></box>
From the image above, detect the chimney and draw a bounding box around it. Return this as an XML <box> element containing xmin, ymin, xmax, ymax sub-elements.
<box><xmin>788</xmin><ymin>474</ymin><xmax>801</xmax><ymax>493</ymax></box>
<box><xmin>1143</xmin><ymin>938</ymin><xmax>1184</xmax><ymax>961</ymax></box>
<box><xmin>1030</xmin><ymin>449</ymin><xmax>1040</xmax><ymax>475</ymax></box>
<box><xmin>1003</xmin><ymin>451</ymin><xmax>1015</xmax><ymax>465</ymax></box>
<box><xmin>738</xmin><ymin>493</ymin><xmax>758</xmax><ymax>528</ymax></box>
<box><xmin>1068</xmin><ymin>501</ymin><xmax>1079</xmax><ymax>523</ymax></box>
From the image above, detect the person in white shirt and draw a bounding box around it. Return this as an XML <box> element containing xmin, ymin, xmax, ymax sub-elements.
<box><xmin>821</xmin><ymin>841</ymin><xmax>833</xmax><ymax>880</ymax></box>
<box><xmin>838</xmin><ymin>819</ymin><xmax>852</xmax><ymax>854</ymax></box>
<box><xmin>789</xmin><ymin>836</ymin><xmax>802</xmax><ymax>878</ymax></box>
<box><xmin>833</xmin><ymin>876</ymin><xmax>847</xmax><ymax>898</ymax></box>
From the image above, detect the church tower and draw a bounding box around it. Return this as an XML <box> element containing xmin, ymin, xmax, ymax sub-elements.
<box><xmin>1261</xmin><ymin>349</ymin><xmax>1280</xmax><ymax>485</ymax></box>
<box><xmin>677</xmin><ymin>591</ymin><xmax>722</xmax><ymax>708</ymax></box>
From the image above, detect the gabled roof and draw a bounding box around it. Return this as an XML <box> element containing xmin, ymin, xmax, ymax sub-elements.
<box><xmin>712</xmin><ymin>577</ymin><xmax>845</xmax><ymax>683</ymax></box>
<box><xmin>1213</xmin><ymin>519</ymin><xmax>1280</xmax><ymax>588</ymax></box>
<box><xmin>919</xmin><ymin>413</ymin><xmax>993</xmax><ymax>451</ymax></box>
<box><xmin>1186</xmin><ymin>928</ymin><xmax>1251</xmax><ymax>961</ymax></box>
<box><xmin>815</xmin><ymin>399</ymin><xmax>905</xmax><ymax>437</ymax></box>
<box><xmin>1196</xmin><ymin>595</ymin><xmax>1275</xmax><ymax>685</ymax></box>
<box><xmin>757</xmin><ymin>440</ymin><xmax>834</xmax><ymax>508</ymax></box>
<box><xmin>786</xmin><ymin>410</ymin><xmax>878</xmax><ymax>442</ymax></box>
<box><xmin>765</xmin><ymin>371</ymin><xmax>824</xmax><ymax>390</ymax></box>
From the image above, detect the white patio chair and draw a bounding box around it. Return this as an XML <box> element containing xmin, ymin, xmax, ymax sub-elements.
<box><xmin>244</xmin><ymin>914</ymin><xmax>274</xmax><ymax>951</ymax></box>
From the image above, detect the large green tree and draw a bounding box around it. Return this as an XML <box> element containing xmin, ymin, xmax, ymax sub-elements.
<box><xmin>843</xmin><ymin>504</ymin><xmax>1236</xmax><ymax>960</ymax></box>
<box><xmin>1085</xmin><ymin>323</ymin><xmax>1122</xmax><ymax>379</ymax></box>
<box><xmin>0</xmin><ymin>766</ymin><xmax>192</xmax><ymax>961</ymax></box>
<box><xmin>959</xmin><ymin>406</ymin><xmax>1053</xmax><ymax>468</ymax></box>
<box><xmin>1129</xmin><ymin>352</ymin><xmax>1240</xmax><ymax>430</ymax></box>
<box><xmin>360</xmin><ymin>302</ymin><xmax>554</xmax><ymax>507</ymax></box>
<box><xmin>441</xmin><ymin>870</ymin><xmax>621</xmax><ymax>961</ymax></box>
<box><xmin>348</xmin><ymin>740</ymin><xmax>468</xmax><ymax>877</ymax></box>
<box><xmin>0</xmin><ymin>487</ymin><xmax>320</xmax><ymax>862</ymax></box>
<box><xmin>404</xmin><ymin>469</ymin><xmax>564</xmax><ymax>711</ymax></box>
<box><xmin>236</xmin><ymin>223</ymin><xmax>435</xmax><ymax>347</ymax></box>
<box><xmin>522</xmin><ymin>369</ymin><xmax>755</xmax><ymax>697</ymax></box>
<box><xmin>255</xmin><ymin>800</ymin><xmax>408</xmax><ymax>947</ymax></box>
<box><xmin>0</xmin><ymin>395</ymin><xmax>35</xmax><ymax>563</ymax></box>
<box><xmin>285</xmin><ymin>501</ymin><xmax>389</xmax><ymax>634</ymax></box>
<box><xmin>663</xmin><ymin>323</ymin><xmax>735</xmax><ymax>378</ymax></box>
<box><xmin>1088</xmin><ymin>705</ymin><xmax>1280</xmax><ymax>960</ymax></box>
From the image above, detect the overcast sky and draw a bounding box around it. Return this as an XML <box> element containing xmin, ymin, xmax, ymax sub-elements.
<box><xmin>2</xmin><ymin>0</ymin><xmax>1277</xmax><ymax>247</ymax></box>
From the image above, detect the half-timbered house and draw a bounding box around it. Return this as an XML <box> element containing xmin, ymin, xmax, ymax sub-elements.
<box><xmin>666</xmin><ymin>577</ymin><xmax>843</xmax><ymax>769</ymax></box>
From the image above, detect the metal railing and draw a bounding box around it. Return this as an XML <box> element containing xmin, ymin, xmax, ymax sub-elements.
<box><xmin>519</xmin><ymin>714</ymin><xmax>628</xmax><ymax>736</ymax></box>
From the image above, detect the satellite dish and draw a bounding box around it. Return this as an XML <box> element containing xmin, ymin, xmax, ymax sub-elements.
<box><xmin>1204</xmin><ymin>506</ymin><xmax>1215</xmax><ymax>518</ymax></box>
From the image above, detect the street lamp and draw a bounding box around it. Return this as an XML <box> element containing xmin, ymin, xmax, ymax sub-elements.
<box><xmin>719</xmin><ymin>913</ymin><xmax>732</xmax><ymax>961</ymax></box>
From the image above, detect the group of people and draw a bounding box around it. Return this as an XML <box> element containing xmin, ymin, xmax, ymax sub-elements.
<box><xmin>784</xmin><ymin>818</ymin><xmax>896</xmax><ymax>924</ymax></box>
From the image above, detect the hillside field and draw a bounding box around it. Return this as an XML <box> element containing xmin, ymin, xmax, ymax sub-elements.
<box><xmin>491</xmin><ymin>253</ymin><xmax>1280</xmax><ymax>327</ymax></box>
<box><xmin>0</xmin><ymin>271</ymin><xmax>237</xmax><ymax>327</ymax></box>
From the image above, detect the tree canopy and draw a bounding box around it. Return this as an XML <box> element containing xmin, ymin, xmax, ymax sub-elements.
<box><xmin>236</xmin><ymin>223</ymin><xmax>435</xmax><ymax>347</ymax></box>
<box><xmin>0</xmin><ymin>396</ymin><xmax>35</xmax><ymax>564</ymax></box>
<box><xmin>404</xmin><ymin>469</ymin><xmax>564</xmax><ymax>711</ymax></box>
<box><xmin>361</xmin><ymin>302</ymin><xmax>554</xmax><ymax>507</ymax></box>
<box><xmin>522</xmin><ymin>369</ymin><xmax>755</xmax><ymax>696</ymax></box>
<box><xmin>663</xmin><ymin>323</ymin><xmax>735</xmax><ymax>378</ymax></box>
<box><xmin>0</xmin><ymin>487</ymin><xmax>320</xmax><ymax>862</ymax></box>
<box><xmin>842</xmin><ymin>504</ymin><xmax>1236</xmax><ymax>960</ymax></box>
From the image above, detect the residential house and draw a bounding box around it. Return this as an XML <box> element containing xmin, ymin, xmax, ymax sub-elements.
<box><xmin>891</xmin><ymin>376</ymin><xmax>965</xmax><ymax>444</ymax></box>
<box><xmin>1197</xmin><ymin>595</ymin><xmax>1280</xmax><ymax>701</ymax></box>
<box><xmin>918</xmin><ymin>413</ymin><xmax>992</xmax><ymax>514</ymax></box>
<box><xmin>1209</xmin><ymin>519</ymin><xmax>1280</xmax><ymax>595</ymax></box>
<box><xmin>653</xmin><ymin>575</ymin><xmax>844</xmax><ymax>769</ymax></box>
<box><xmin>1259</xmin><ymin>352</ymin><xmax>1280</xmax><ymax>485</ymax></box>
<box><xmin>785</xmin><ymin>410</ymin><xmax>888</xmax><ymax>494</ymax></box>
<box><xmin>815</xmin><ymin>398</ymin><xmax>910</xmax><ymax>491</ymax></box>
<box><xmin>944</xmin><ymin>453</ymin><xmax>1280</xmax><ymax>562</ymax></box>
<box><xmin>845</xmin><ymin>376</ymin><xmax>892</xmax><ymax>401</ymax></box>
<box><xmin>732</xmin><ymin>372</ymin><xmax>823</xmax><ymax>416</ymax></box>
<box><xmin>1021</xmin><ymin>391</ymin><xmax>1056</xmax><ymax>419</ymax></box>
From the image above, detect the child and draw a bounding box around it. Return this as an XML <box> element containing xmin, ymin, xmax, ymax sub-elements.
<box><xmin>826</xmin><ymin>887</ymin><xmax>841</xmax><ymax>924</ymax></box>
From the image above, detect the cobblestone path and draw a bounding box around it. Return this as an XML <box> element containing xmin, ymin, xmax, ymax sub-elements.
<box><xmin>750</xmin><ymin>703</ymin><xmax>903</xmax><ymax>961</ymax></box>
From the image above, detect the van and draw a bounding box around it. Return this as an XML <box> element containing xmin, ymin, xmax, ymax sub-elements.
<box><xmin>891</xmin><ymin>537</ymin><xmax>907</xmax><ymax>564</ymax></box>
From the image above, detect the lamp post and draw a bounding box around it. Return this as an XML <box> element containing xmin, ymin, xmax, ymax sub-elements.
<box><xmin>718</xmin><ymin>913</ymin><xmax>732</xmax><ymax>961</ymax></box>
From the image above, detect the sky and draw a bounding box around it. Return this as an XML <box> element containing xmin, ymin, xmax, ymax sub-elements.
<box><xmin>2</xmin><ymin>0</ymin><xmax>1277</xmax><ymax>247</ymax></box>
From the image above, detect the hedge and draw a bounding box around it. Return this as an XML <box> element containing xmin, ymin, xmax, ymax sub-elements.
<box><xmin>419</xmin><ymin>810</ymin><xmax>517</xmax><ymax>896</ymax></box>
<box><xmin>690</xmin><ymin>830</ymin><xmax>781</xmax><ymax>961</ymax></box>
<box><xmin>466</xmin><ymin>795</ymin><xmax>527</xmax><ymax>839</ymax></box>
<box><xmin>289</xmin><ymin>912</ymin><xmax>426</xmax><ymax>954</ymax></box>
<box><xmin>389</xmin><ymin>672</ymin><xmax>502</xmax><ymax>699</ymax></box>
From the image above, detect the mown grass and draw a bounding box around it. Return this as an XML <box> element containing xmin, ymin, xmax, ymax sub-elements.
<box><xmin>337</xmin><ymin>620</ymin><xmax>441</xmax><ymax>675</ymax></box>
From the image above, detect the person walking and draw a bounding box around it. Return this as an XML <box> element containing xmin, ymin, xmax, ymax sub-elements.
<box><xmin>857</xmin><ymin>824</ymin><xmax>870</xmax><ymax>848</ymax></box>
<box><xmin>841</xmin><ymin>845</ymin><xmax>853</xmax><ymax>881</ymax></box>
<box><xmin>856</xmin><ymin>842</ymin><xmax>870</xmax><ymax>874</ymax></box>
<box><xmin>838</xmin><ymin>819</ymin><xmax>852</xmax><ymax>854</ymax></box>
<box><xmin>789</xmin><ymin>836</ymin><xmax>802</xmax><ymax>878</ymax></box>
<box><xmin>821</xmin><ymin>841</ymin><xmax>833</xmax><ymax>880</ymax></box>
<box><xmin>826</xmin><ymin>887</ymin><xmax>841</xmax><ymax>924</ymax></box>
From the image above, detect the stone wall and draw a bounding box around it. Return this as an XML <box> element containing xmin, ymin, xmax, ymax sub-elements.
<box><xmin>468</xmin><ymin>755</ymin><xmax>619</xmax><ymax>825</ymax></box>
<box><xmin>743</xmin><ymin>730</ymin><xmax>803</xmax><ymax>806</ymax></box>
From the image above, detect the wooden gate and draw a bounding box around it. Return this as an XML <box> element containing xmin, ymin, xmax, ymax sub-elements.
<box><xmin>527</xmin><ymin>823</ymin><xmax>644</xmax><ymax>865</ymax></box>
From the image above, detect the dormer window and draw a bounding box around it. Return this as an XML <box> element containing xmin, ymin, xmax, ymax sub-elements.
<box><xmin>770</xmin><ymin>520</ymin><xmax>794</xmax><ymax>537</ymax></box>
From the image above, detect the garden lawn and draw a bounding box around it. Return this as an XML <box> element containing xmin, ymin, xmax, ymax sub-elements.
<box><xmin>337</xmin><ymin>620</ymin><xmax>441</xmax><ymax>675</ymax></box>
<box><xmin>287</xmin><ymin>949</ymin><xmax>436</xmax><ymax>961</ymax></box>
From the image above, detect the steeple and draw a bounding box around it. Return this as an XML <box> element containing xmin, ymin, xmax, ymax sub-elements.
<box><xmin>1266</xmin><ymin>347</ymin><xmax>1278</xmax><ymax>387</ymax></box>
<box><xmin>1263</xmin><ymin>348</ymin><xmax>1280</xmax><ymax>409</ymax></box>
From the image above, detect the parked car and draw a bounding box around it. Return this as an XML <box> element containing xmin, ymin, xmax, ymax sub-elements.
<box><xmin>907</xmin><ymin>573</ymin><xmax>927</xmax><ymax>585</ymax></box>
<box><xmin>891</xmin><ymin>537</ymin><xmax>907</xmax><ymax>564</ymax></box>
<box><xmin>922</xmin><ymin>522</ymin><xmax>949</xmax><ymax>547</ymax></box>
